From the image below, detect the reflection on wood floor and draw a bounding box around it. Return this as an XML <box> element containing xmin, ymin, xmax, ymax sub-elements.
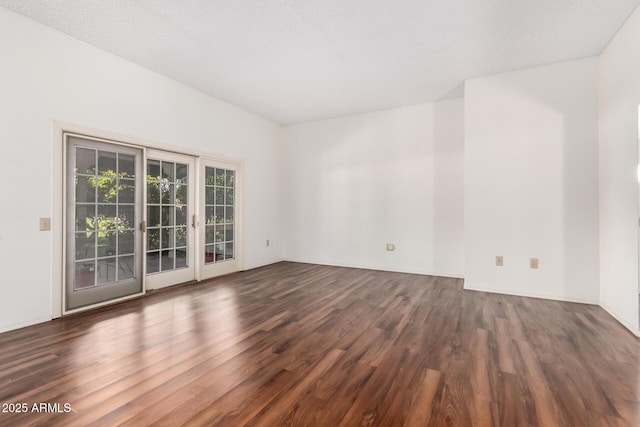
<box><xmin>0</xmin><ymin>262</ymin><xmax>639</xmax><ymax>426</ymax></box>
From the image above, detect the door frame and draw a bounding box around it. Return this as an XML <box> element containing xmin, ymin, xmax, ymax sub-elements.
<box><xmin>52</xmin><ymin>121</ymin><xmax>244</xmax><ymax>317</ymax></box>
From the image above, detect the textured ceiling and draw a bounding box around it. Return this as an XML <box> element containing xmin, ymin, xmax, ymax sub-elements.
<box><xmin>1</xmin><ymin>0</ymin><xmax>639</xmax><ymax>124</ymax></box>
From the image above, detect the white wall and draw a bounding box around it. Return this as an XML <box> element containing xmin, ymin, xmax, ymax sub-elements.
<box><xmin>464</xmin><ymin>57</ymin><xmax>600</xmax><ymax>303</ymax></box>
<box><xmin>0</xmin><ymin>8</ymin><xmax>283</xmax><ymax>332</ymax></box>
<box><xmin>283</xmin><ymin>99</ymin><xmax>464</xmax><ymax>277</ymax></box>
<box><xmin>599</xmin><ymin>5</ymin><xmax>640</xmax><ymax>333</ymax></box>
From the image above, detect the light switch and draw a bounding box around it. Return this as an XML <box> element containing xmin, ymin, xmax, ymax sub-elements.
<box><xmin>386</xmin><ymin>243</ymin><xmax>395</xmax><ymax>251</ymax></box>
<box><xmin>530</xmin><ymin>258</ymin><xmax>539</xmax><ymax>269</ymax></box>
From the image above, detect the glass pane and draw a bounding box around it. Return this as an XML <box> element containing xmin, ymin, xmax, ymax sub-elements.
<box><xmin>97</xmin><ymin>205</ymin><xmax>117</xmax><ymax>230</ymax></box>
<box><xmin>74</xmin><ymin>261</ymin><xmax>95</xmax><ymax>289</ymax></box>
<box><xmin>161</xmin><ymin>227</ymin><xmax>174</xmax><ymax>249</ymax></box>
<box><xmin>225</xmin><ymin>242</ymin><xmax>234</xmax><ymax>260</ymax></box>
<box><xmin>97</xmin><ymin>176</ymin><xmax>117</xmax><ymax>203</ymax></box>
<box><xmin>161</xmin><ymin>183</ymin><xmax>174</xmax><ymax>204</ymax></box>
<box><xmin>147</xmin><ymin>251</ymin><xmax>160</xmax><ymax>274</ymax></box>
<box><xmin>225</xmin><ymin>224</ymin><xmax>234</xmax><ymax>242</ymax></box>
<box><xmin>204</xmin><ymin>244</ymin><xmax>215</xmax><ymax>264</ymax></box>
<box><xmin>76</xmin><ymin>177</ymin><xmax>96</xmax><ymax>203</ymax></box>
<box><xmin>96</xmin><ymin>257</ymin><xmax>117</xmax><ymax>285</ymax></box>
<box><xmin>148</xmin><ymin>206</ymin><xmax>161</xmax><ymax>227</ymax></box>
<box><xmin>147</xmin><ymin>181</ymin><xmax>160</xmax><ymax>204</ymax></box>
<box><xmin>76</xmin><ymin>148</ymin><xmax>96</xmax><ymax>175</ymax></box>
<box><xmin>119</xmin><ymin>179</ymin><xmax>135</xmax><ymax>203</ymax></box>
<box><xmin>215</xmin><ymin>225</ymin><xmax>224</xmax><ymax>243</ymax></box>
<box><xmin>147</xmin><ymin>228</ymin><xmax>160</xmax><ymax>251</ymax></box>
<box><xmin>215</xmin><ymin>243</ymin><xmax>225</xmax><ymax>261</ymax></box>
<box><xmin>205</xmin><ymin>225</ymin><xmax>215</xmax><ymax>244</ymax></box>
<box><xmin>206</xmin><ymin>187</ymin><xmax>215</xmax><ymax>205</ymax></box>
<box><xmin>225</xmin><ymin>207</ymin><xmax>234</xmax><ymax>224</ymax></box>
<box><xmin>205</xmin><ymin>167</ymin><xmax>215</xmax><ymax>185</ymax></box>
<box><xmin>76</xmin><ymin>205</ymin><xmax>95</xmax><ymax>231</ymax></box>
<box><xmin>97</xmin><ymin>231</ymin><xmax>117</xmax><ymax>257</ymax></box>
<box><xmin>216</xmin><ymin>207</ymin><xmax>224</xmax><ymax>224</ymax></box>
<box><xmin>148</xmin><ymin>159</ymin><xmax>160</xmax><ymax>179</ymax></box>
<box><xmin>216</xmin><ymin>168</ymin><xmax>225</xmax><ymax>186</ymax></box>
<box><xmin>118</xmin><ymin>205</ymin><xmax>135</xmax><ymax>229</ymax></box>
<box><xmin>118</xmin><ymin>154</ymin><xmax>135</xmax><ymax>178</ymax></box>
<box><xmin>75</xmin><ymin>232</ymin><xmax>95</xmax><ymax>260</ymax></box>
<box><xmin>215</xmin><ymin>187</ymin><xmax>224</xmax><ymax>204</ymax></box>
<box><xmin>175</xmin><ymin>249</ymin><xmax>187</xmax><ymax>269</ymax></box>
<box><xmin>98</xmin><ymin>151</ymin><xmax>117</xmax><ymax>176</ymax></box>
<box><xmin>118</xmin><ymin>256</ymin><xmax>135</xmax><ymax>280</ymax></box>
<box><xmin>175</xmin><ymin>206</ymin><xmax>187</xmax><ymax>226</ymax></box>
<box><xmin>175</xmin><ymin>226</ymin><xmax>187</xmax><ymax>247</ymax></box>
<box><xmin>205</xmin><ymin>206</ymin><xmax>215</xmax><ymax>224</ymax></box>
<box><xmin>161</xmin><ymin>206</ymin><xmax>174</xmax><ymax>226</ymax></box>
<box><xmin>226</xmin><ymin>170</ymin><xmax>235</xmax><ymax>188</ymax></box>
<box><xmin>203</xmin><ymin>166</ymin><xmax>236</xmax><ymax>266</ymax></box>
<box><xmin>162</xmin><ymin>162</ymin><xmax>175</xmax><ymax>181</ymax></box>
<box><xmin>118</xmin><ymin>230</ymin><xmax>134</xmax><ymax>255</ymax></box>
<box><xmin>176</xmin><ymin>163</ymin><xmax>188</xmax><ymax>181</ymax></box>
<box><xmin>161</xmin><ymin>249</ymin><xmax>174</xmax><ymax>271</ymax></box>
<box><xmin>176</xmin><ymin>183</ymin><xmax>187</xmax><ymax>205</ymax></box>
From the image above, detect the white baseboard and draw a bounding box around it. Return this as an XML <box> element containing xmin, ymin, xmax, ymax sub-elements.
<box><xmin>599</xmin><ymin>301</ymin><xmax>640</xmax><ymax>337</ymax></box>
<box><xmin>242</xmin><ymin>258</ymin><xmax>286</xmax><ymax>271</ymax></box>
<box><xmin>282</xmin><ymin>257</ymin><xmax>464</xmax><ymax>279</ymax></box>
<box><xmin>463</xmin><ymin>283</ymin><xmax>599</xmax><ymax>305</ymax></box>
<box><xmin>0</xmin><ymin>315</ymin><xmax>52</xmax><ymax>334</ymax></box>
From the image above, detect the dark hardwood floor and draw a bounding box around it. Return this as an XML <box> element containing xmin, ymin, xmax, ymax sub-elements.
<box><xmin>0</xmin><ymin>262</ymin><xmax>639</xmax><ymax>426</ymax></box>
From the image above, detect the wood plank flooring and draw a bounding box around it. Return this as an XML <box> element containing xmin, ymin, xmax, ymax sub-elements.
<box><xmin>0</xmin><ymin>261</ymin><xmax>639</xmax><ymax>426</ymax></box>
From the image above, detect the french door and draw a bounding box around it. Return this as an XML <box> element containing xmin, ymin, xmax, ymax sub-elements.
<box><xmin>200</xmin><ymin>159</ymin><xmax>241</xmax><ymax>278</ymax></box>
<box><xmin>145</xmin><ymin>150</ymin><xmax>196</xmax><ymax>289</ymax></box>
<box><xmin>64</xmin><ymin>133</ymin><xmax>241</xmax><ymax>313</ymax></box>
<box><xmin>65</xmin><ymin>135</ymin><xmax>144</xmax><ymax>310</ymax></box>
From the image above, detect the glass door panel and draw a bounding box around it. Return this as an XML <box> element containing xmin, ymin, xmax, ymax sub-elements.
<box><xmin>145</xmin><ymin>150</ymin><xmax>196</xmax><ymax>289</ymax></box>
<box><xmin>65</xmin><ymin>135</ymin><xmax>143</xmax><ymax>311</ymax></box>
<box><xmin>201</xmin><ymin>160</ymin><xmax>240</xmax><ymax>279</ymax></box>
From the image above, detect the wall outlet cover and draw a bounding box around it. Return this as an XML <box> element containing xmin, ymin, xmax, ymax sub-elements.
<box><xmin>40</xmin><ymin>217</ymin><xmax>51</xmax><ymax>231</ymax></box>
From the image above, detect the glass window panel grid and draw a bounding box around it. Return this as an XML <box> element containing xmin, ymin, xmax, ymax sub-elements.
<box><xmin>73</xmin><ymin>146</ymin><xmax>138</xmax><ymax>290</ymax></box>
<box><xmin>204</xmin><ymin>167</ymin><xmax>235</xmax><ymax>264</ymax></box>
<box><xmin>146</xmin><ymin>159</ymin><xmax>189</xmax><ymax>274</ymax></box>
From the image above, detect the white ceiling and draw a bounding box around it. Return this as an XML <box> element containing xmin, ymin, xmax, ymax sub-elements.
<box><xmin>2</xmin><ymin>1</ymin><xmax>639</xmax><ymax>124</ymax></box>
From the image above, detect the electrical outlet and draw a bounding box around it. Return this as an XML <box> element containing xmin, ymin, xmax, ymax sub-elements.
<box><xmin>530</xmin><ymin>258</ymin><xmax>539</xmax><ymax>269</ymax></box>
<box><xmin>266</xmin><ymin>239</ymin><xmax>270</xmax><ymax>247</ymax></box>
<box><xmin>40</xmin><ymin>217</ymin><xmax>51</xmax><ymax>231</ymax></box>
<box><xmin>495</xmin><ymin>256</ymin><xmax>504</xmax><ymax>266</ymax></box>
<box><xmin>386</xmin><ymin>243</ymin><xmax>395</xmax><ymax>251</ymax></box>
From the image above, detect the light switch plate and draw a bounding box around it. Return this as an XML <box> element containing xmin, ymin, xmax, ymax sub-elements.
<box><xmin>530</xmin><ymin>258</ymin><xmax>539</xmax><ymax>269</ymax></box>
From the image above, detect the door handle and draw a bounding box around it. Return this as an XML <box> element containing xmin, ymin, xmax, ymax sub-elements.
<box><xmin>140</xmin><ymin>220</ymin><xmax>146</xmax><ymax>233</ymax></box>
<box><xmin>192</xmin><ymin>215</ymin><xmax>197</xmax><ymax>229</ymax></box>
